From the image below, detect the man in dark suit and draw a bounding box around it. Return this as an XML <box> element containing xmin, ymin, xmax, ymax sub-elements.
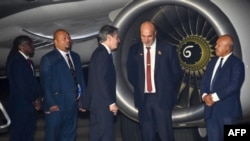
<box><xmin>83</xmin><ymin>25</ymin><xmax>119</xmax><ymax>141</ymax></box>
<box><xmin>6</xmin><ymin>35</ymin><xmax>42</xmax><ymax>141</ymax></box>
<box><xmin>200</xmin><ymin>34</ymin><xmax>245</xmax><ymax>141</ymax></box>
<box><xmin>126</xmin><ymin>21</ymin><xmax>182</xmax><ymax>141</ymax></box>
<box><xmin>39</xmin><ymin>29</ymin><xmax>86</xmax><ymax>141</ymax></box>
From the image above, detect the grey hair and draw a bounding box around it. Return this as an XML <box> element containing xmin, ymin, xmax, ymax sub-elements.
<box><xmin>98</xmin><ymin>25</ymin><xmax>118</xmax><ymax>43</ymax></box>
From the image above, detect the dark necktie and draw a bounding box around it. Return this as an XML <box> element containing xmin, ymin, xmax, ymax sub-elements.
<box><xmin>26</xmin><ymin>58</ymin><xmax>34</xmax><ymax>75</ymax></box>
<box><xmin>146</xmin><ymin>47</ymin><xmax>152</xmax><ymax>92</ymax></box>
<box><xmin>66</xmin><ymin>54</ymin><xmax>80</xmax><ymax>100</ymax></box>
<box><xmin>210</xmin><ymin>58</ymin><xmax>223</xmax><ymax>91</ymax></box>
<box><xmin>26</xmin><ymin>58</ymin><xmax>32</xmax><ymax>66</ymax></box>
<box><xmin>110</xmin><ymin>53</ymin><xmax>113</xmax><ymax>60</ymax></box>
<box><xmin>66</xmin><ymin>54</ymin><xmax>76</xmax><ymax>76</ymax></box>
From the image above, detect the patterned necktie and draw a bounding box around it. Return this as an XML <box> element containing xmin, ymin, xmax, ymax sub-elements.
<box><xmin>66</xmin><ymin>54</ymin><xmax>76</xmax><ymax>76</ymax></box>
<box><xmin>66</xmin><ymin>54</ymin><xmax>80</xmax><ymax>100</ymax></box>
<box><xmin>146</xmin><ymin>47</ymin><xmax>152</xmax><ymax>92</ymax></box>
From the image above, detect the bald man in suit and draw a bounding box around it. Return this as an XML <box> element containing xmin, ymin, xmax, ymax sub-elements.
<box><xmin>127</xmin><ymin>21</ymin><xmax>182</xmax><ymax>141</ymax></box>
<box><xmin>200</xmin><ymin>34</ymin><xmax>245</xmax><ymax>141</ymax></box>
<box><xmin>40</xmin><ymin>29</ymin><xmax>86</xmax><ymax>141</ymax></box>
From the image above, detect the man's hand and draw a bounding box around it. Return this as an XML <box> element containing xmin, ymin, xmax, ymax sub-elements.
<box><xmin>33</xmin><ymin>98</ymin><xmax>42</xmax><ymax>110</ymax></box>
<box><xmin>49</xmin><ymin>105</ymin><xmax>60</xmax><ymax>112</ymax></box>
<box><xmin>79</xmin><ymin>107</ymin><xmax>86</xmax><ymax>112</ymax></box>
<box><xmin>203</xmin><ymin>94</ymin><xmax>214</xmax><ymax>106</ymax></box>
<box><xmin>109</xmin><ymin>103</ymin><xmax>118</xmax><ymax>116</ymax></box>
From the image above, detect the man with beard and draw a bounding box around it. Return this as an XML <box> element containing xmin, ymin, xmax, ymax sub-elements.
<box><xmin>126</xmin><ymin>21</ymin><xmax>182</xmax><ymax>141</ymax></box>
<box><xmin>40</xmin><ymin>29</ymin><xmax>86</xmax><ymax>141</ymax></box>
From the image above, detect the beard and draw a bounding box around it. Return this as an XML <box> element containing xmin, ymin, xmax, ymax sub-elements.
<box><xmin>28</xmin><ymin>49</ymin><xmax>35</xmax><ymax>57</ymax></box>
<box><xmin>65</xmin><ymin>44</ymin><xmax>72</xmax><ymax>51</ymax></box>
<box><xmin>29</xmin><ymin>52</ymin><xmax>34</xmax><ymax>57</ymax></box>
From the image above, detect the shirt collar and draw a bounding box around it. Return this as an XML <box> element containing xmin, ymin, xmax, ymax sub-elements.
<box><xmin>19</xmin><ymin>50</ymin><xmax>29</xmax><ymax>59</ymax></box>
<box><xmin>220</xmin><ymin>52</ymin><xmax>232</xmax><ymax>60</ymax></box>
<box><xmin>57</xmin><ymin>48</ymin><xmax>70</xmax><ymax>56</ymax></box>
<box><xmin>101</xmin><ymin>43</ymin><xmax>111</xmax><ymax>54</ymax></box>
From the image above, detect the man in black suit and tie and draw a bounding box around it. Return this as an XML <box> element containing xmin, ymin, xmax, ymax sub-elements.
<box><xmin>200</xmin><ymin>34</ymin><xmax>245</xmax><ymax>141</ymax></box>
<box><xmin>126</xmin><ymin>21</ymin><xmax>182</xmax><ymax>141</ymax></box>
<box><xmin>83</xmin><ymin>25</ymin><xmax>119</xmax><ymax>141</ymax></box>
<box><xmin>6</xmin><ymin>35</ymin><xmax>42</xmax><ymax>141</ymax></box>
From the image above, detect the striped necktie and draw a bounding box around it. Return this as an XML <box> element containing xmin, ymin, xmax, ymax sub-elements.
<box><xmin>66</xmin><ymin>54</ymin><xmax>80</xmax><ymax>100</ymax></box>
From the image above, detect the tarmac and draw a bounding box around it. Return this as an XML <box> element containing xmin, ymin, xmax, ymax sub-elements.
<box><xmin>0</xmin><ymin>110</ymin><xmax>123</xmax><ymax>141</ymax></box>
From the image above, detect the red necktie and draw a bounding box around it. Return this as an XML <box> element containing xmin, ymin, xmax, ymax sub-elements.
<box><xmin>146</xmin><ymin>47</ymin><xmax>152</xmax><ymax>92</ymax></box>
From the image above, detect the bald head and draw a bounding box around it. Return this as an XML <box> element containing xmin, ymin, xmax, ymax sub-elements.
<box><xmin>140</xmin><ymin>21</ymin><xmax>157</xmax><ymax>47</ymax></box>
<box><xmin>215</xmin><ymin>34</ymin><xmax>234</xmax><ymax>57</ymax></box>
<box><xmin>140</xmin><ymin>21</ymin><xmax>156</xmax><ymax>32</ymax></box>
<box><xmin>219</xmin><ymin>34</ymin><xmax>234</xmax><ymax>48</ymax></box>
<box><xmin>53</xmin><ymin>29</ymin><xmax>71</xmax><ymax>52</ymax></box>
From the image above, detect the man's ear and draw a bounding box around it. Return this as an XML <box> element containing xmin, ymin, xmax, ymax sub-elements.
<box><xmin>18</xmin><ymin>44</ymin><xmax>24</xmax><ymax>52</ymax></box>
<box><xmin>107</xmin><ymin>34</ymin><xmax>112</xmax><ymax>41</ymax></box>
<box><xmin>54</xmin><ymin>39</ymin><xmax>57</xmax><ymax>45</ymax></box>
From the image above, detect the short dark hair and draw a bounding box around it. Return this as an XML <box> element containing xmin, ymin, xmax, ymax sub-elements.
<box><xmin>98</xmin><ymin>25</ymin><xmax>118</xmax><ymax>43</ymax></box>
<box><xmin>6</xmin><ymin>35</ymin><xmax>32</xmax><ymax>68</ymax></box>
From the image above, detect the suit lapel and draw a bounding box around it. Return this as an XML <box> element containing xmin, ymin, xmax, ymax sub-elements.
<box><xmin>138</xmin><ymin>44</ymin><xmax>144</xmax><ymax>70</ymax></box>
<box><xmin>54</xmin><ymin>49</ymin><xmax>70</xmax><ymax>70</ymax></box>
<box><xmin>208</xmin><ymin>57</ymin><xmax>218</xmax><ymax>80</ymax></box>
<box><xmin>54</xmin><ymin>49</ymin><xmax>64</xmax><ymax>60</ymax></box>
<box><xmin>221</xmin><ymin>54</ymin><xmax>233</xmax><ymax>70</ymax></box>
<box><xmin>211</xmin><ymin>54</ymin><xmax>233</xmax><ymax>82</ymax></box>
<box><xmin>155</xmin><ymin>41</ymin><xmax>161</xmax><ymax>73</ymax></box>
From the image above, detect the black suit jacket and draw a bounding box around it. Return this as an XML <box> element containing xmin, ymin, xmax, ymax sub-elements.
<box><xmin>7</xmin><ymin>52</ymin><xmax>41</xmax><ymax>115</ymax></box>
<box><xmin>83</xmin><ymin>44</ymin><xmax>116</xmax><ymax>110</ymax></box>
<box><xmin>127</xmin><ymin>40</ymin><xmax>182</xmax><ymax>110</ymax></box>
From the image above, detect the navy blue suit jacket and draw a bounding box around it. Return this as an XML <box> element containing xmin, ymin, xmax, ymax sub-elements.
<box><xmin>40</xmin><ymin>48</ymin><xmax>85</xmax><ymax>111</ymax></box>
<box><xmin>83</xmin><ymin>44</ymin><xmax>116</xmax><ymax>110</ymax></box>
<box><xmin>200</xmin><ymin>54</ymin><xmax>245</xmax><ymax>119</ymax></box>
<box><xmin>127</xmin><ymin>40</ymin><xmax>182</xmax><ymax>110</ymax></box>
<box><xmin>7</xmin><ymin>52</ymin><xmax>41</xmax><ymax>115</ymax></box>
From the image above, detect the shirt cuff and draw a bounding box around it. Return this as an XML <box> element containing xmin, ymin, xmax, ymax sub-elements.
<box><xmin>211</xmin><ymin>93</ymin><xmax>220</xmax><ymax>102</ymax></box>
<box><xmin>110</xmin><ymin>103</ymin><xmax>116</xmax><ymax>106</ymax></box>
<box><xmin>202</xmin><ymin>93</ymin><xmax>207</xmax><ymax>101</ymax></box>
